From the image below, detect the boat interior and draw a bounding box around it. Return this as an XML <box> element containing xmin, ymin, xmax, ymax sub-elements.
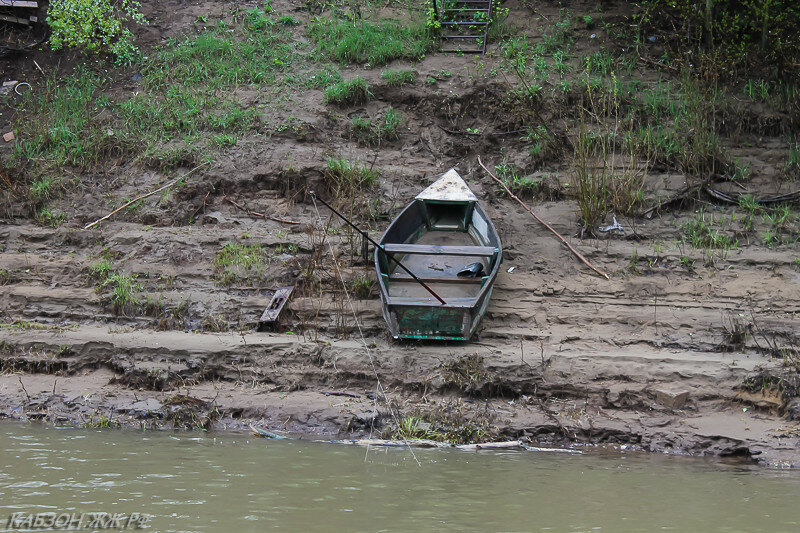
<box><xmin>377</xmin><ymin>198</ymin><xmax>500</xmax><ymax>304</ymax></box>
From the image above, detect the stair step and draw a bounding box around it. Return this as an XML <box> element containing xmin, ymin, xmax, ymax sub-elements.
<box><xmin>441</xmin><ymin>21</ymin><xmax>489</xmax><ymax>25</ymax></box>
<box><xmin>441</xmin><ymin>34</ymin><xmax>485</xmax><ymax>39</ymax></box>
<box><xmin>443</xmin><ymin>8</ymin><xmax>490</xmax><ymax>12</ymax></box>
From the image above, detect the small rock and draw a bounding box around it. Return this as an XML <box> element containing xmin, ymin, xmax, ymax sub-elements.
<box><xmin>784</xmin><ymin>399</ymin><xmax>800</xmax><ymax>421</ymax></box>
<box><xmin>203</xmin><ymin>211</ymin><xmax>226</xmax><ymax>224</ymax></box>
<box><xmin>130</xmin><ymin>398</ymin><xmax>163</xmax><ymax>415</ymax></box>
<box><xmin>3</xmin><ymin>131</ymin><xmax>14</xmax><ymax>143</ymax></box>
<box><xmin>655</xmin><ymin>388</ymin><xmax>690</xmax><ymax>409</ymax></box>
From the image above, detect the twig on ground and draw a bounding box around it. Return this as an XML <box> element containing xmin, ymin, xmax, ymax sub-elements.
<box><xmin>83</xmin><ymin>162</ymin><xmax>209</xmax><ymax>230</ymax></box>
<box><xmin>18</xmin><ymin>376</ymin><xmax>31</xmax><ymax>402</ymax></box>
<box><xmin>478</xmin><ymin>156</ymin><xmax>610</xmax><ymax>280</ymax></box>
<box><xmin>321</xmin><ymin>391</ymin><xmax>361</xmax><ymax>398</ymax></box>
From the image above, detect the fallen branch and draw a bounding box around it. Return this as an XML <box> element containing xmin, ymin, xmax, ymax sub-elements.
<box><xmin>83</xmin><ymin>163</ymin><xmax>208</xmax><ymax>230</ymax></box>
<box><xmin>321</xmin><ymin>391</ymin><xmax>361</xmax><ymax>398</ymax></box>
<box><xmin>478</xmin><ymin>156</ymin><xmax>610</xmax><ymax>280</ymax></box>
<box><xmin>704</xmin><ymin>185</ymin><xmax>800</xmax><ymax>205</ymax></box>
<box><xmin>640</xmin><ymin>175</ymin><xmax>714</xmax><ymax>219</ymax></box>
<box><xmin>224</xmin><ymin>197</ymin><xmax>300</xmax><ymax>225</ymax></box>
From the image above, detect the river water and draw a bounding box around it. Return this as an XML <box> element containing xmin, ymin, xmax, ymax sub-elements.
<box><xmin>2</xmin><ymin>423</ymin><xmax>799</xmax><ymax>532</ymax></box>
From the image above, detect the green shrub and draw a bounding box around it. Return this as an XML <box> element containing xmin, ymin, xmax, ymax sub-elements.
<box><xmin>324</xmin><ymin>78</ymin><xmax>371</xmax><ymax>105</ymax></box>
<box><xmin>308</xmin><ymin>18</ymin><xmax>433</xmax><ymax>65</ymax></box>
<box><xmin>48</xmin><ymin>0</ymin><xmax>147</xmax><ymax>65</ymax></box>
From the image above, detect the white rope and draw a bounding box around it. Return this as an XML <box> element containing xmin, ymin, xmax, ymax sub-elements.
<box><xmin>310</xmin><ymin>193</ymin><xmax>421</xmax><ymax>467</ymax></box>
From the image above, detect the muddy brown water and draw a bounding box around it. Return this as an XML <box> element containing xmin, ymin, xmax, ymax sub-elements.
<box><xmin>2</xmin><ymin>424</ymin><xmax>800</xmax><ymax>532</ymax></box>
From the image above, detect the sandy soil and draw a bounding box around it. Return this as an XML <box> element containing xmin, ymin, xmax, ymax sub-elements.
<box><xmin>1</xmin><ymin>0</ymin><xmax>800</xmax><ymax>467</ymax></box>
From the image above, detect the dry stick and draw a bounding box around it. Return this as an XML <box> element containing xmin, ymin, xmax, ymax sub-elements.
<box><xmin>18</xmin><ymin>376</ymin><xmax>30</xmax><ymax>403</ymax></box>
<box><xmin>223</xmin><ymin>197</ymin><xmax>300</xmax><ymax>225</ymax></box>
<box><xmin>478</xmin><ymin>156</ymin><xmax>610</xmax><ymax>280</ymax></box>
<box><xmin>83</xmin><ymin>163</ymin><xmax>208</xmax><ymax>230</ymax></box>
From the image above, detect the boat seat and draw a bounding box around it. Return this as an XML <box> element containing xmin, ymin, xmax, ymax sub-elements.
<box><xmin>381</xmin><ymin>243</ymin><xmax>497</xmax><ymax>257</ymax></box>
<box><xmin>387</xmin><ymin>296</ymin><xmax>476</xmax><ymax>308</ymax></box>
<box><xmin>387</xmin><ymin>273</ymin><xmax>485</xmax><ymax>284</ymax></box>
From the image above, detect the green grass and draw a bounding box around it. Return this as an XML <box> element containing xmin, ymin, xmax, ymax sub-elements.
<box><xmin>585</xmin><ymin>49</ymin><xmax>615</xmax><ymax>75</ymax></box>
<box><xmin>787</xmin><ymin>139</ymin><xmax>800</xmax><ymax>177</ymax></box>
<box><xmin>9</xmin><ymin>10</ymin><xmax>293</xmax><ymax>179</ymax></box>
<box><xmin>350</xmin><ymin>107</ymin><xmax>401</xmax><ymax>145</ymax></box>
<box><xmin>213</xmin><ymin>242</ymin><xmax>271</xmax><ymax>286</ymax></box>
<box><xmin>324</xmin><ymin>158</ymin><xmax>379</xmax><ymax>205</ymax></box>
<box><xmin>306</xmin><ymin>66</ymin><xmax>342</xmax><ymax>89</ymax></box>
<box><xmin>381</xmin><ymin>69</ymin><xmax>415</xmax><ymax>86</ymax></box>
<box><xmin>350</xmin><ymin>115</ymin><xmax>375</xmax><ymax>145</ymax></box>
<box><xmin>381</xmin><ymin>106</ymin><xmax>401</xmax><ymax>140</ymax></box>
<box><xmin>146</xmin><ymin>9</ymin><xmax>296</xmax><ymax>89</ymax></box>
<box><xmin>104</xmin><ymin>273</ymin><xmax>142</xmax><ymax>311</ymax></box>
<box><xmin>350</xmin><ymin>274</ymin><xmax>374</xmax><ymax>298</ymax></box>
<box><xmin>88</xmin><ymin>260</ymin><xmax>142</xmax><ymax>313</ymax></box>
<box><xmin>324</xmin><ymin>78</ymin><xmax>371</xmax><ymax>105</ymax></box>
<box><xmin>10</xmin><ymin>69</ymin><xmax>114</xmax><ymax>172</ymax></box>
<box><xmin>683</xmin><ymin>210</ymin><xmax>738</xmax><ymax>250</ymax></box>
<box><xmin>28</xmin><ymin>177</ymin><xmax>56</xmax><ymax>203</ymax></box>
<box><xmin>494</xmin><ymin>163</ymin><xmax>540</xmax><ymax>197</ymax></box>
<box><xmin>308</xmin><ymin>18</ymin><xmax>434</xmax><ymax>66</ymax></box>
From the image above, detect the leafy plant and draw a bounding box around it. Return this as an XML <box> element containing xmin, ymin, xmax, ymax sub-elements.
<box><xmin>48</xmin><ymin>0</ymin><xmax>147</xmax><ymax>65</ymax></box>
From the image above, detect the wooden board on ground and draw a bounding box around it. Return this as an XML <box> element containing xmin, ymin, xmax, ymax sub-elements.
<box><xmin>258</xmin><ymin>285</ymin><xmax>294</xmax><ymax>329</ymax></box>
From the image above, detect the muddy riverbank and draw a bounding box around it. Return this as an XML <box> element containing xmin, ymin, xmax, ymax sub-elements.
<box><xmin>2</xmin><ymin>0</ymin><xmax>800</xmax><ymax>467</ymax></box>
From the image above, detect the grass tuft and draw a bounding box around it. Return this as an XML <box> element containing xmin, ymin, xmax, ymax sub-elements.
<box><xmin>381</xmin><ymin>69</ymin><xmax>415</xmax><ymax>86</ymax></box>
<box><xmin>324</xmin><ymin>78</ymin><xmax>371</xmax><ymax>105</ymax></box>
<box><xmin>213</xmin><ymin>243</ymin><xmax>271</xmax><ymax>286</ymax></box>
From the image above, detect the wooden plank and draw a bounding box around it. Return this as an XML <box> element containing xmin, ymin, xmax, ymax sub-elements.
<box><xmin>0</xmin><ymin>0</ymin><xmax>38</xmax><ymax>7</ymax></box>
<box><xmin>258</xmin><ymin>285</ymin><xmax>294</xmax><ymax>326</ymax></box>
<box><xmin>388</xmin><ymin>296</ymin><xmax>476</xmax><ymax>307</ymax></box>
<box><xmin>382</xmin><ymin>243</ymin><xmax>497</xmax><ymax>257</ymax></box>
<box><xmin>389</xmin><ymin>273</ymin><xmax>484</xmax><ymax>284</ymax></box>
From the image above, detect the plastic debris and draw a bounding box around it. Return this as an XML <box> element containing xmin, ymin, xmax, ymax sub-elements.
<box><xmin>599</xmin><ymin>215</ymin><xmax>625</xmax><ymax>233</ymax></box>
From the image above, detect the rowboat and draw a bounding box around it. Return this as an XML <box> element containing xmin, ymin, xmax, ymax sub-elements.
<box><xmin>374</xmin><ymin>169</ymin><xmax>502</xmax><ymax>340</ymax></box>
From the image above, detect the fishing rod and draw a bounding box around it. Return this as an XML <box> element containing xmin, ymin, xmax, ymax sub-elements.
<box><xmin>309</xmin><ymin>191</ymin><xmax>446</xmax><ymax>305</ymax></box>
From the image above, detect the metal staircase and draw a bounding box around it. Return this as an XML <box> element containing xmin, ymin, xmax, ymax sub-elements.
<box><xmin>435</xmin><ymin>0</ymin><xmax>493</xmax><ymax>54</ymax></box>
